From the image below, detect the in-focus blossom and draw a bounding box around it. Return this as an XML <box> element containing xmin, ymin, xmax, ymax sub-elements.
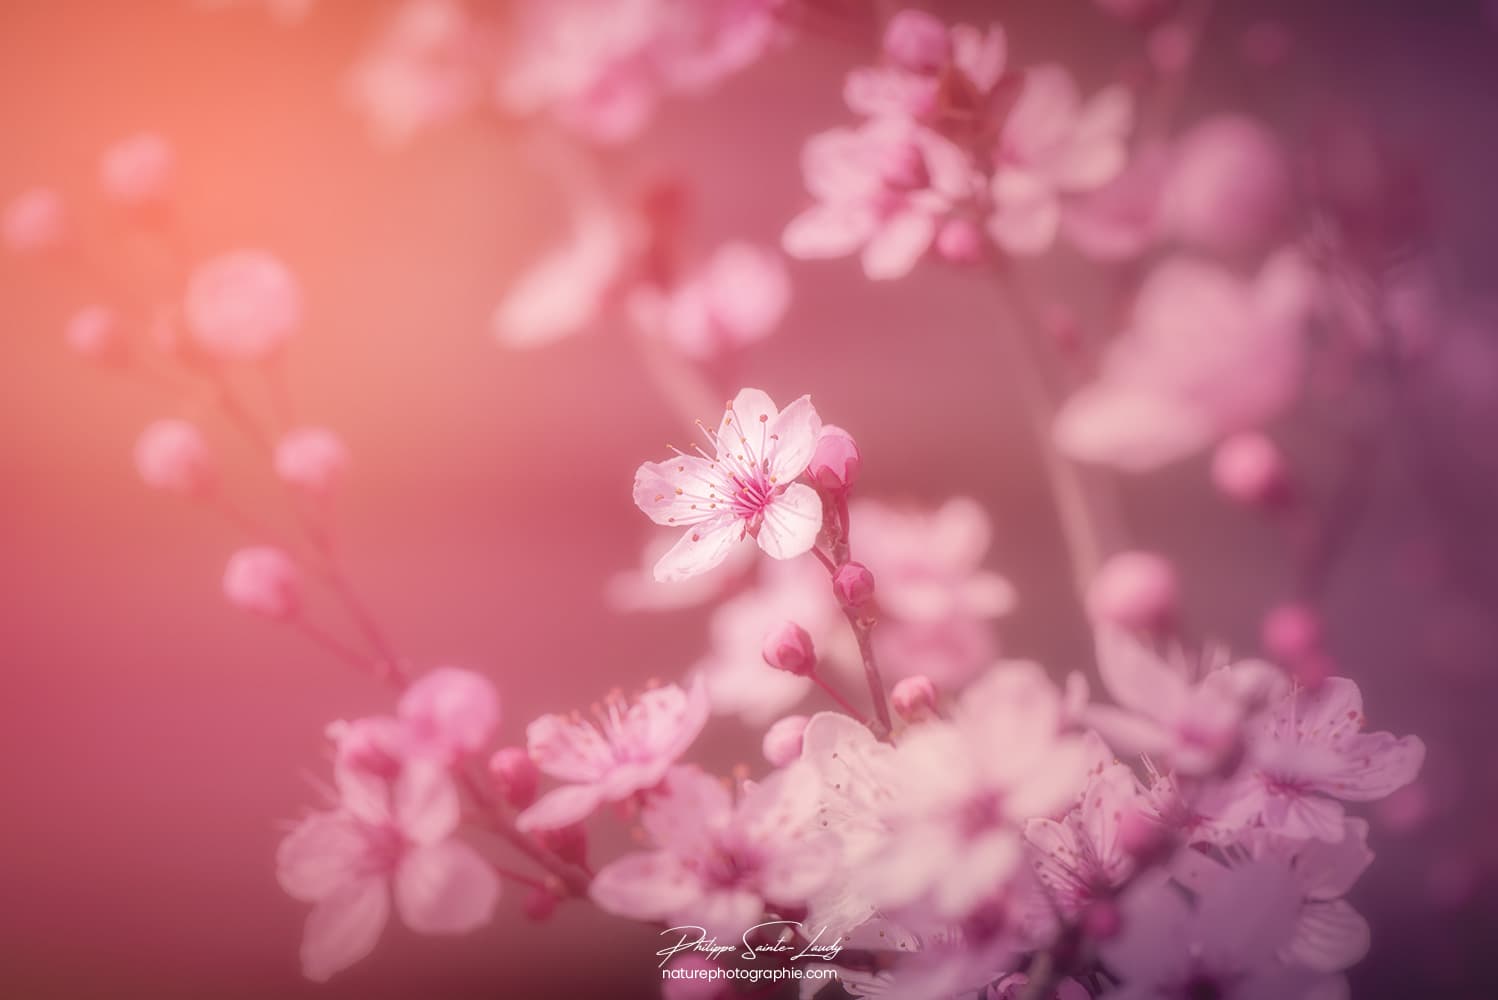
<box><xmin>517</xmin><ymin>678</ymin><xmax>710</xmax><ymax>830</ymax></box>
<box><xmin>1054</xmin><ymin>250</ymin><xmax>1317</xmax><ymax>471</ymax></box>
<box><xmin>832</xmin><ymin>561</ymin><xmax>876</xmax><ymax>609</ymax></box>
<box><xmin>633</xmin><ymin>388</ymin><xmax>823</xmax><ymax>581</ymax></box>
<box><xmin>863</xmin><ymin>663</ymin><xmax>1089</xmax><ymax>919</ymax></box>
<box><xmin>1084</xmin><ymin>631</ymin><xmax>1285</xmax><ymax>776</ymax></box>
<box><xmin>2</xmin><ymin>187</ymin><xmax>66</xmax><ymax>253</ymax></box>
<box><xmin>1200</xmin><ymin>677</ymin><xmax>1425</xmax><ymax>842</ymax></box>
<box><xmin>499</xmin><ymin>0</ymin><xmax>785</xmax><ymax>144</ymax></box>
<box><xmin>590</xmin><ymin>763</ymin><xmax>837</xmax><ymax>937</ymax></box>
<box><xmin>627</xmin><ymin>242</ymin><xmax>790</xmax><ymax>358</ymax></box>
<box><xmin>64</xmin><ymin>305</ymin><xmax>128</xmax><ymax>365</ymax></box>
<box><xmin>850</xmin><ymin>497</ymin><xmax>1017</xmax><ymax>686</ymax></box>
<box><xmin>398</xmin><ymin>667</ymin><xmax>500</xmax><ymax>758</ymax></box>
<box><xmin>1086</xmin><ymin>550</ymin><xmax>1179</xmax><ymax>632</ymax></box>
<box><xmin>1104</xmin><ymin>861</ymin><xmax>1344</xmax><ymax>1000</ymax></box>
<box><xmin>277</xmin><ymin>760</ymin><xmax>499</xmax><ymax>981</ymax></box>
<box><xmin>783</xmin><ymin>120</ymin><xmax>976</xmax><ymax>279</ymax></box>
<box><xmin>134</xmin><ymin>419</ymin><xmax>214</xmax><ymax>496</ymax></box>
<box><xmin>348</xmin><ymin>0</ymin><xmax>491</xmax><ymax>146</ymax></box>
<box><xmin>988</xmin><ymin>64</ymin><xmax>1133</xmax><ymax>255</ymax></box>
<box><xmin>98</xmin><ymin>132</ymin><xmax>175</xmax><ymax>207</ymax></box>
<box><xmin>184</xmin><ymin>250</ymin><xmax>302</xmax><ymax>362</ymax></box>
<box><xmin>1165</xmin><ymin>113</ymin><xmax>1292</xmax><ymax>254</ymax></box>
<box><xmin>274</xmin><ymin>427</ymin><xmax>350</xmax><ymax>497</ymax></box>
<box><xmin>223</xmin><ymin>546</ymin><xmax>302</xmax><ymax>619</ymax></box>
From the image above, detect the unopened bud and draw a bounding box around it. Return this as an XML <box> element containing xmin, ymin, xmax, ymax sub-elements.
<box><xmin>808</xmin><ymin>425</ymin><xmax>862</xmax><ymax>492</ymax></box>
<box><xmin>222</xmin><ymin>546</ymin><xmax>301</xmax><ymax>620</ymax></box>
<box><xmin>762</xmin><ymin>715</ymin><xmax>810</xmax><ymax>766</ymax></box>
<box><xmin>833</xmin><ymin>561</ymin><xmax>877</xmax><ymax>609</ymax></box>
<box><xmin>935</xmin><ymin>217</ymin><xmax>984</xmax><ymax>263</ymax></box>
<box><xmin>880</xmin><ymin>142</ymin><xmax>930</xmax><ymax>192</ymax></box>
<box><xmin>1087</xmin><ymin>551</ymin><xmax>1179</xmax><ymax>632</ymax></box>
<box><xmin>489</xmin><ymin>747</ymin><xmax>539</xmax><ymax>809</ymax></box>
<box><xmin>65</xmin><ymin>305</ymin><xmax>128</xmax><ymax>365</ymax></box>
<box><xmin>762</xmin><ymin>621</ymin><xmax>816</xmax><ymax>676</ymax></box>
<box><xmin>134</xmin><ymin>419</ymin><xmax>214</xmax><ymax>496</ymax></box>
<box><xmin>1212</xmin><ymin>433</ymin><xmax>1289</xmax><ymax>507</ymax></box>
<box><xmin>1261</xmin><ymin>602</ymin><xmax>1322</xmax><ymax>664</ymax></box>
<box><xmin>891</xmin><ymin>675</ymin><xmax>938</xmax><ymax>722</ymax></box>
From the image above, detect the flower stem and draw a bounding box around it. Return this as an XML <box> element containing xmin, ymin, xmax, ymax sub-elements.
<box><xmin>811</xmin><ymin>673</ymin><xmax>869</xmax><ymax>725</ymax></box>
<box><xmin>456</xmin><ymin>765</ymin><xmax>592</xmax><ymax>898</ymax></box>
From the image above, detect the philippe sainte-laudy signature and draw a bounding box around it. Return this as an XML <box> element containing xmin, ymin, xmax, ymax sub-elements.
<box><xmin>656</xmin><ymin>921</ymin><xmax>844</xmax><ymax>968</ymax></box>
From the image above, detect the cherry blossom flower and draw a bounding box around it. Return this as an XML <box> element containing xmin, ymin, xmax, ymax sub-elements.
<box><xmin>633</xmin><ymin>388</ymin><xmax>824</xmax><ymax>581</ymax></box>
<box><xmin>98</xmin><ymin>132</ymin><xmax>175</xmax><ymax>207</ymax></box>
<box><xmin>397</xmin><ymin>666</ymin><xmax>500</xmax><ymax>760</ymax></box>
<box><xmin>1053</xmin><ymin>250</ymin><xmax>1317</xmax><ymax>471</ymax></box>
<box><xmin>516</xmin><ymin>677</ymin><xmax>710</xmax><ymax>831</ymax></box>
<box><xmin>783</xmin><ymin>119</ymin><xmax>976</xmax><ymax>279</ymax></box>
<box><xmin>626</xmin><ymin>242</ymin><xmax>790</xmax><ymax>358</ymax></box>
<box><xmin>1103</xmin><ymin>861</ymin><xmax>1344</xmax><ymax>1000</ymax></box>
<box><xmin>988</xmin><ymin>64</ymin><xmax>1133</xmax><ymax>255</ymax></box>
<box><xmin>1023</xmin><ymin>763</ymin><xmax>1151</xmax><ymax>917</ymax></box>
<box><xmin>1086</xmin><ymin>550</ymin><xmax>1179</xmax><ymax>632</ymax></box>
<box><xmin>498</xmin><ymin>0</ymin><xmax>784</xmax><ymax>143</ymax></box>
<box><xmin>184</xmin><ymin>249</ymin><xmax>302</xmax><ymax>363</ymax></box>
<box><xmin>850</xmin><ymin>497</ymin><xmax>1017</xmax><ymax>686</ymax></box>
<box><xmin>1084</xmin><ymin>631</ymin><xmax>1285</xmax><ymax>777</ymax></box>
<box><xmin>589</xmin><ymin>763</ymin><xmax>838</xmax><ymax>937</ymax></box>
<box><xmin>843</xmin><ymin>11</ymin><xmax>1010</xmax><ymax>125</ymax></box>
<box><xmin>1199</xmin><ymin>677</ymin><xmax>1425</xmax><ymax>842</ymax></box>
<box><xmin>862</xmin><ymin>663</ymin><xmax>1090</xmax><ymax>920</ymax></box>
<box><xmin>1061</xmin><ymin>141</ymin><xmax>1170</xmax><ymax>260</ymax></box>
<box><xmin>277</xmin><ymin>759</ymin><xmax>499</xmax><ymax>981</ymax></box>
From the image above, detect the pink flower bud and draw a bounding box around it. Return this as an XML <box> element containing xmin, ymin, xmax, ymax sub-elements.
<box><xmin>762</xmin><ymin>621</ymin><xmax>816</xmax><ymax>676</ymax></box>
<box><xmin>523</xmin><ymin>887</ymin><xmax>559</xmax><ymax>922</ymax></box>
<box><xmin>808</xmin><ymin>425</ymin><xmax>861</xmax><ymax>491</ymax></box>
<box><xmin>134</xmin><ymin>419</ymin><xmax>214</xmax><ymax>496</ymax></box>
<box><xmin>222</xmin><ymin>546</ymin><xmax>301</xmax><ymax>620</ymax></box>
<box><xmin>398</xmin><ymin>666</ymin><xmax>500</xmax><ymax>756</ymax></box>
<box><xmin>184</xmin><ymin>249</ymin><xmax>301</xmax><ymax>362</ymax></box>
<box><xmin>1166</xmin><ymin>114</ymin><xmax>1291</xmax><ymax>254</ymax></box>
<box><xmin>833</xmin><ymin>561</ymin><xmax>876</xmax><ymax>609</ymax></box>
<box><xmin>1261</xmin><ymin>602</ymin><xmax>1322</xmax><ymax>663</ymax></box>
<box><xmin>1086</xmin><ymin>551</ymin><xmax>1179</xmax><ymax>632</ymax></box>
<box><xmin>64</xmin><ymin>306</ymin><xmax>128</xmax><ymax>365</ymax></box>
<box><xmin>891</xmin><ymin>675</ymin><xmax>938</xmax><ymax>722</ymax></box>
<box><xmin>536</xmin><ymin>823</ymin><xmax>588</xmax><ymax>868</ymax></box>
<box><xmin>274</xmin><ymin>427</ymin><xmax>349</xmax><ymax>496</ymax></box>
<box><xmin>762</xmin><ymin>715</ymin><xmax>809</xmax><ymax>766</ymax></box>
<box><xmin>880</xmin><ymin>142</ymin><xmax>930</xmax><ymax>192</ymax></box>
<box><xmin>99</xmin><ymin>132</ymin><xmax>175</xmax><ymax>207</ymax></box>
<box><xmin>1211</xmin><ymin>432</ymin><xmax>1289</xmax><ymax>507</ymax></box>
<box><xmin>3</xmin><ymin>188</ymin><xmax>66</xmax><ymax>253</ymax></box>
<box><xmin>489</xmin><ymin>747</ymin><xmax>540</xmax><ymax>809</ymax></box>
<box><xmin>882</xmin><ymin>10</ymin><xmax>951</xmax><ymax>73</ymax></box>
<box><xmin>935</xmin><ymin>218</ymin><xmax>984</xmax><ymax>263</ymax></box>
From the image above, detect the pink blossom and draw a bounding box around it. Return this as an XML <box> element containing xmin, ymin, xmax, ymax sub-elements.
<box><xmin>890</xmin><ymin>675</ymin><xmax>938</xmax><ymax>722</ymax></box>
<box><xmin>1084</xmin><ymin>631</ymin><xmax>1286</xmax><ymax>776</ymax></box>
<box><xmin>844</xmin><ymin>14</ymin><xmax>1008</xmax><ymax>123</ymax></box>
<box><xmin>3</xmin><ymin>187</ymin><xmax>66</xmax><ymax>253</ymax></box>
<box><xmin>99</xmin><ymin>132</ymin><xmax>175</xmax><ymax>206</ymax></box>
<box><xmin>1086</xmin><ymin>550</ymin><xmax>1179</xmax><ymax>632</ymax></box>
<box><xmin>762</xmin><ymin>620</ymin><xmax>816</xmax><ymax>676</ymax></box>
<box><xmin>832</xmin><ymin>561</ymin><xmax>876</xmax><ymax>609</ymax></box>
<box><xmin>590</xmin><ymin>763</ymin><xmax>838</xmax><ymax>937</ymax></box>
<box><xmin>499</xmin><ymin>0</ymin><xmax>783</xmax><ymax>143</ymax></box>
<box><xmin>277</xmin><ymin>759</ymin><xmax>499</xmax><ymax>981</ymax></box>
<box><xmin>1054</xmin><ymin>250</ymin><xmax>1316</xmax><ymax>471</ymax></box>
<box><xmin>493</xmin><ymin>199</ymin><xmax>631</xmax><ymax>347</ymax></box>
<box><xmin>783</xmin><ymin>119</ymin><xmax>976</xmax><ymax>280</ymax></box>
<box><xmin>223</xmin><ymin>546</ymin><xmax>302</xmax><ymax>619</ymax></box>
<box><xmin>1104</xmin><ymin>860</ymin><xmax>1343</xmax><ymax>1000</ymax></box>
<box><xmin>274</xmin><ymin>427</ymin><xmax>350</xmax><ymax>497</ymax></box>
<box><xmin>134</xmin><ymin>419</ymin><xmax>214</xmax><ymax>496</ymax></box>
<box><xmin>1061</xmin><ymin>141</ymin><xmax>1170</xmax><ymax>260</ymax></box>
<box><xmin>347</xmin><ymin>0</ymin><xmax>490</xmax><ymax>146</ymax></box>
<box><xmin>1212</xmin><ymin>432</ymin><xmax>1289</xmax><ymax>507</ymax></box>
<box><xmin>862</xmin><ymin>663</ymin><xmax>1090</xmax><ymax>919</ymax></box>
<box><xmin>808</xmin><ymin>424</ymin><xmax>861</xmax><ymax>492</ymax></box>
<box><xmin>628</xmin><ymin>242</ymin><xmax>790</xmax><ymax>358</ymax></box>
<box><xmin>1252</xmin><ymin>819</ymin><xmax>1375</xmax><ymax>972</ymax></box>
<box><xmin>516</xmin><ymin>678</ymin><xmax>710</xmax><ymax>831</ymax></box>
<box><xmin>850</xmin><ymin>497</ymin><xmax>1017</xmax><ymax>686</ymax></box>
<box><xmin>398</xmin><ymin>667</ymin><xmax>500</xmax><ymax>758</ymax></box>
<box><xmin>1165</xmin><ymin>114</ymin><xmax>1292</xmax><ymax>254</ymax></box>
<box><xmin>184</xmin><ymin>249</ymin><xmax>302</xmax><ymax>362</ymax></box>
<box><xmin>634</xmin><ymin>388</ymin><xmax>824</xmax><ymax>581</ymax></box>
<box><xmin>988</xmin><ymin>65</ymin><xmax>1134</xmax><ymax>255</ymax></box>
<box><xmin>64</xmin><ymin>306</ymin><xmax>127</xmax><ymax>365</ymax></box>
<box><xmin>1023</xmin><ymin>763</ymin><xmax>1150</xmax><ymax>917</ymax></box>
<box><xmin>1199</xmin><ymin>677</ymin><xmax>1425</xmax><ymax>842</ymax></box>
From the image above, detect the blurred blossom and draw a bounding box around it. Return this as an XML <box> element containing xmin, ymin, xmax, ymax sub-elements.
<box><xmin>2</xmin><ymin>186</ymin><xmax>66</xmax><ymax>253</ymax></box>
<box><xmin>1086</xmin><ymin>550</ymin><xmax>1180</xmax><ymax>632</ymax></box>
<box><xmin>499</xmin><ymin>0</ymin><xmax>786</xmax><ymax>143</ymax></box>
<box><xmin>1212</xmin><ymin>432</ymin><xmax>1290</xmax><ymax>507</ymax></box>
<box><xmin>516</xmin><ymin>678</ymin><xmax>710</xmax><ymax>831</ymax></box>
<box><xmin>845</xmin><ymin>13</ymin><xmax>1009</xmax><ymax>124</ymax></box>
<box><xmin>494</xmin><ymin>198</ymin><xmax>631</xmax><ymax>347</ymax></box>
<box><xmin>1023</xmin><ymin>763</ymin><xmax>1148</xmax><ymax>918</ymax></box>
<box><xmin>1062</xmin><ymin>140</ymin><xmax>1170</xmax><ymax>260</ymax></box>
<box><xmin>222</xmin><ymin>546</ymin><xmax>302</xmax><ymax>619</ymax></box>
<box><xmin>397</xmin><ymin>666</ymin><xmax>500</xmax><ymax>758</ymax></box>
<box><xmin>1165</xmin><ymin>113</ymin><xmax>1293</xmax><ymax>254</ymax></box>
<box><xmin>274</xmin><ymin>427</ymin><xmax>350</xmax><ymax>497</ymax></box>
<box><xmin>184</xmin><ymin>249</ymin><xmax>302</xmax><ymax>363</ymax></box>
<box><xmin>633</xmin><ymin>388</ymin><xmax>823</xmax><ymax>581</ymax></box>
<box><xmin>98</xmin><ymin>131</ymin><xmax>175</xmax><ymax>207</ymax></box>
<box><xmin>1054</xmin><ymin>250</ymin><xmax>1317</xmax><ymax>471</ymax></box>
<box><xmin>63</xmin><ymin>305</ymin><xmax>127</xmax><ymax>365</ymax></box>
<box><xmin>625</xmin><ymin>241</ymin><xmax>789</xmax><ymax>358</ymax></box>
<box><xmin>134</xmin><ymin>419</ymin><xmax>214</xmax><ymax>496</ymax></box>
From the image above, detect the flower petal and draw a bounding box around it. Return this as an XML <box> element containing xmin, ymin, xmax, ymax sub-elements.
<box><xmin>301</xmin><ymin>876</ymin><xmax>389</xmax><ymax>983</ymax></box>
<box><xmin>277</xmin><ymin>811</ymin><xmax>369</xmax><ymax>904</ymax></box>
<box><xmin>756</xmin><ymin>483</ymin><xmax>823</xmax><ymax>560</ymax></box>
<box><xmin>654</xmin><ymin>515</ymin><xmax>746</xmax><ymax>582</ymax></box>
<box><xmin>394</xmin><ymin>840</ymin><xmax>501</xmax><ymax>934</ymax></box>
<box><xmin>590</xmin><ymin>850</ymin><xmax>704</xmax><ymax>922</ymax></box>
<box><xmin>392</xmin><ymin>761</ymin><xmax>461</xmax><ymax>845</ymax></box>
<box><xmin>516</xmin><ymin>782</ymin><xmax>607</xmax><ymax>832</ymax></box>
<box><xmin>861</xmin><ymin>209</ymin><xmax>936</xmax><ymax>280</ymax></box>
<box><xmin>766</xmin><ymin>394</ymin><xmax>823</xmax><ymax>482</ymax></box>
<box><xmin>634</xmin><ymin>457</ymin><xmax>725</xmax><ymax>527</ymax></box>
